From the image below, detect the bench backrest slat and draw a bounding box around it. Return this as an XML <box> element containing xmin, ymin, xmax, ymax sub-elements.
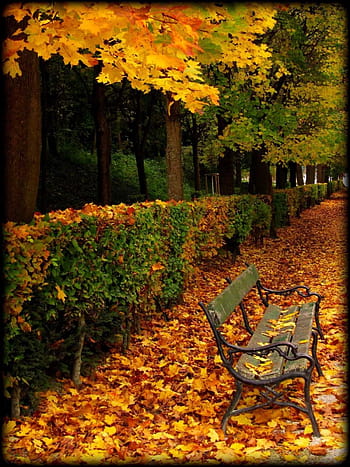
<box><xmin>207</xmin><ymin>264</ymin><xmax>259</xmax><ymax>327</ymax></box>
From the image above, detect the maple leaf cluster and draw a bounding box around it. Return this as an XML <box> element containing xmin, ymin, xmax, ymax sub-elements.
<box><xmin>2</xmin><ymin>2</ymin><xmax>277</xmax><ymax>112</ymax></box>
<box><xmin>2</xmin><ymin>192</ymin><xmax>347</xmax><ymax>464</ymax></box>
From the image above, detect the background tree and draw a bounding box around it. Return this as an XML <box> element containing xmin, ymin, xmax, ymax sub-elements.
<box><xmin>194</xmin><ymin>4</ymin><xmax>346</xmax><ymax>195</ymax></box>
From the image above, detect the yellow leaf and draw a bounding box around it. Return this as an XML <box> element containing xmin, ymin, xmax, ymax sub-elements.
<box><xmin>294</xmin><ymin>437</ymin><xmax>310</xmax><ymax>448</ymax></box>
<box><xmin>151</xmin><ymin>262</ymin><xmax>164</xmax><ymax>272</ymax></box>
<box><xmin>215</xmin><ymin>447</ymin><xmax>238</xmax><ymax>462</ymax></box>
<box><xmin>3</xmin><ymin>420</ymin><xmax>17</xmax><ymax>435</ymax></box>
<box><xmin>214</xmin><ymin>354</ymin><xmax>222</xmax><ymax>364</ymax></box>
<box><xmin>55</xmin><ymin>285</ymin><xmax>66</xmax><ymax>302</ymax></box>
<box><xmin>230</xmin><ymin>442</ymin><xmax>245</xmax><ymax>451</ymax></box>
<box><xmin>151</xmin><ymin>432</ymin><xmax>175</xmax><ymax>440</ymax></box>
<box><xmin>3</xmin><ymin>5</ymin><xmax>30</xmax><ymax>22</ymax></box>
<box><xmin>172</xmin><ymin>420</ymin><xmax>187</xmax><ymax>432</ymax></box>
<box><xmin>104</xmin><ymin>414</ymin><xmax>117</xmax><ymax>425</ymax></box>
<box><xmin>232</xmin><ymin>413</ymin><xmax>253</xmax><ymax>425</ymax></box>
<box><xmin>304</xmin><ymin>424</ymin><xmax>313</xmax><ymax>435</ymax></box>
<box><xmin>15</xmin><ymin>424</ymin><xmax>32</xmax><ymax>437</ymax></box>
<box><xmin>207</xmin><ymin>427</ymin><xmax>220</xmax><ymax>442</ymax></box>
<box><xmin>103</xmin><ymin>425</ymin><xmax>117</xmax><ymax>436</ymax></box>
<box><xmin>267</xmin><ymin>419</ymin><xmax>278</xmax><ymax>428</ymax></box>
<box><xmin>2</xmin><ymin>57</ymin><xmax>22</xmax><ymax>78</ymax></box>
<box><xmin>42</xmin><ymin>437</ymin><xmax>55</xmax><ymax>446</ymax></box>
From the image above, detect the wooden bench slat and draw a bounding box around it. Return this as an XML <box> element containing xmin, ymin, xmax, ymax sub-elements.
<box><xmin>236</xmin><ymin>304</ymin><xmax>280</xmax><ymax>378</ymax></box>
<box><xmin>207</xmin><ymin>264</ymin><xmax>259</xmax><ymax>326</ymax></box>
<box><xmin>236</xmin><ymin>304</ymin><xmax>315</xmax><ymax>379</ymax></box>
<box><xmin>268</xmin><ymin>305</ymin><xmax>299</xmax><ymax>377</ymax></box>
<box><xmin>285</xmin><ymin>302</ymin><xmax>315</xmax><ymax>373</ymax></box>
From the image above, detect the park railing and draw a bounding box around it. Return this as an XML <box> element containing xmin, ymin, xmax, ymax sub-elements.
<box><xmin>3</xmin><ymin>180</ymin><xmax>342</xmax><ymax>416</ymax></box>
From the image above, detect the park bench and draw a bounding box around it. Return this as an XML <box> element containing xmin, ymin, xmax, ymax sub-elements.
<box><xmin>199</xmin><ymin>264</ymin><xmax>324</xmax><ymax>437</ymax></box>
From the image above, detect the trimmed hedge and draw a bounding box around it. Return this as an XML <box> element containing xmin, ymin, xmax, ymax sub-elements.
<box><xmin>2</xmin><ymin>181</ymin><xmax>342</xmax><ymax>416</ymax></box>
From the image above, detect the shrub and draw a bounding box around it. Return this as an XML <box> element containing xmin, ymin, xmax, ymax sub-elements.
<box><xmin>3</xmin><ymin>183</ymin><xmax>337</xmax><ymax>416</ymax></box>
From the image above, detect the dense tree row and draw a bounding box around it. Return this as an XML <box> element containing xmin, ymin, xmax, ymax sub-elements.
<box><xmin>1</xmin><ymin>3</ymin><xmax>347</xmax><ymax>223</ymax></box>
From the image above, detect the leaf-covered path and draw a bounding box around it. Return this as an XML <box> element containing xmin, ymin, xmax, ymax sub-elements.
<box><xmin>3</xmin><ymin>193</ymin><xmax>347</xmax><ymax>464</ymax></box>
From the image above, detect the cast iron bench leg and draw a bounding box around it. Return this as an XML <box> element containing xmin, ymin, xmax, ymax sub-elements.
<box><xmin>222</xmin><ymin>380</ymin><xmax>243</xmax><ymax>434</ymax></box>
<box><xmin>304</xmin><ymin>374</ymin><xmax>321</xmax><ymax>437</ymax></box>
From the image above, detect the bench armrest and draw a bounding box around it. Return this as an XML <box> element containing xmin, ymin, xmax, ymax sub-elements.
<box><xmin>257</xmin><ymin>281</ymin><xmax>323</xmax><ymax>306</ymax></box>
<box><xmin>217</xmin><ymin>335</ymin><xmax>315</xmax><ymax>380</ymax></box>
<box><xmin>219</xmin><ymin>333</ymin><xmax>312</xmax><ymax>365</ymax></box>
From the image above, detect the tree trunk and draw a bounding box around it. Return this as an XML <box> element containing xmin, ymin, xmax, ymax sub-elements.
<box><xmin>248</xmin><ymin>147</ymin><xmax>272</xmax><ymax>195</ymax></box>
<box><xmin>164</xmin><ymin>93</ymin><xmax>183</xmax><ymax>200</ymax></box>
<box><xmin>191</xmin><ymin>114</ymin><xmax>201</xmax><ymax>193</ymax></box>
<box><xmin>2</xmin><ymin>44</ymin><xmax>42</xmax><ymax>223</ymax></box>
<box><xmin>276</xmin><ymin>163</ymin><xmax>288</xmax><ymax>189</ymax></box>
<box><xmin>38</xmin><ymin>59</ymin><xmax>49</xmax><ymax>213</ymax></box>
<box><xmin>132</xmin><ymin>92</ymin><xmax>151</xmax><ymax>199</ymax></box>
<box><xmin>218</xmin><ymin>150</ymin><xmax>235</xmax><ymax>194</ymax></box>
<box><xmin>317</xmin><ymin>164</ymin><xmax>328</xmax><ymax>183</ymax></box>
<box><xmin>71</xmin><ymin>314</ymin><xmax>86</xmax><ymax>388</ymax></box>
<box><xmin>92</xmin><ymin>64</ymin><xmax>112</xmax><ymax>205</ymax></box>
<box><xmin>217</xmin><ymin>114</ymin><xmax>235</xmax><ymax>195</ymax></box>
<box><xmin>234</xmin><ymin>157</ymin><xmax>242</xmax><ymax>190</ymax></box>
<box><xmin>10</xmin><ymin>381</ymin><xmax>21</xmax><ymax>419</ymax></box>
<box><xmin>306</xmin><ymin>165</ymin><xmax>316</xmax><ymax>184</ymax></box>
<box><xmin>288</xmin><ymin>161</ymin><xmax>297</xmax><ymax>188</ymax></box>
<box><xmin>296</xmin><ymin>164</ymin><xmax>304</xmax><ymax>185</ymax></box>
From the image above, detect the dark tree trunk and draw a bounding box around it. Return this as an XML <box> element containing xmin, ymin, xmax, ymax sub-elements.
<box><xmin>306</xmin><ymin>165</ymin><xmax>316</xmax><ymax>184</ymax></box>
<box><xmin>92</xmin><ymin>64</ymin><xmax>112</xmax><ymax>205</ymax></box>
<box><xmin>38</xmin><ymin>59</ymin><xmax>49</xmax><ymax>213</ymax></box>
<box><xmin>218</xmin><ymin>150</ymin><xmax>235</xmax><ymax>195</ymax></box>
<box><xmin>10</xmin><ymin>381</ymin><xmax>21</xmax><ymax>418</ymax></box>
<box><xmin>132</xmin><ymin>91</ymin><xmax>154</xmax><ymax>199</ymax></box>
<box><xmin>317</xmin><ymin>164</ymin><xmax>328</xmax><ymax>183</ymax></box>
<box><xmin>165</xmin><ymin>93</ymin><xmax>183</xmax><ymax>200</ymax></box>
<box><xmin>234</xmin><ymin>157</ymin><xmax>242</xmax><ymax>190</ymax></box>
<box><xmin>191</xmin><ymin>114</ymin><xmax>201</xmax><ymax>192</ymax></box>
<box><xmin>71</xmin><ymin>314</ymin><xmax>86</xmax><ymax>388</ymax></box>
<box><xmin>288</xmin><ymin>161</ymin><xmax>297</xmax><ymax>188</ymax></box>
<box><xmin>276</xmin><ymin>163</ymin><xmax>288</xmax><ymax>189</ymax></box>
<box><xmin>2</xmin><ymin>45</ymin><xmax>42</xmax><ymax>223</ymax></box>
<box><xmin>248</xmin><ymin>147</ymin><xmax>272</xmax><ymax>195</ymax></box>
<box><xmin>217</xmin><ymin>114</ymin><xmax>234</xmax><ymax>195</ymax></box>
<box><xmin>296</xmin><ymin>164</ymin><xmax>304</xmax><ymax>185</ymax></box>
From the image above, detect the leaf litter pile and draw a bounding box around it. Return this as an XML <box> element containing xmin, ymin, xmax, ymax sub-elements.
<box><xmin>3</xmin><ymin>194</ymin><xmax>347</xmax><ymax>464</ymax></box>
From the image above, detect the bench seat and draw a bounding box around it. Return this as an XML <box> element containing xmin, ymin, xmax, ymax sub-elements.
<box><xmin>237</xmin><ymin>302</ymin><xmax>316</xmax><ymax>379</ymax></box>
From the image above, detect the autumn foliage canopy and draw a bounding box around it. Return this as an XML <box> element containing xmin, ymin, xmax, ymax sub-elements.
<box><xmin>2</xmin><ymin>2</ymin><xmax>276</xmax><ymax>112</ymax></box>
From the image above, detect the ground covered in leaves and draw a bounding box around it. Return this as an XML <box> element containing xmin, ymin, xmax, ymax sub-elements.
<box><xmin>2</xmin><ymin>193</ymin><xmax>347</xmax><ymax>464</ymax></box>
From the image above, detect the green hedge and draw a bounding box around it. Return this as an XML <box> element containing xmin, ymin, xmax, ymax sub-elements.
<box><xmin>2</xmin><ymin>182</ymin><xmax>341</xmax><ymax>416</ymax></box>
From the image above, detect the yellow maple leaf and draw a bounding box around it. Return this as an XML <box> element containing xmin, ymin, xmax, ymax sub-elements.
<box><xmin>3</xmin><ymin>4</ymin><xmax>30</xmax><ymax>22</ymax></box>
<box><xmin>233</xmin><ymin>413</ymin><xmax>253</xmax><ymax>425</ymax></box>
<box><xmin>293</xmin><ymin>437</ymin><xmax>310</xmax><ymax>448</ymax></box>
<box><xmin>104</xmin><ymin>414</ymin><xmax>117</xmax><ymax>425</ymax></box>
<box><xmin>207</xmin><ymin>427</ymin><xmax>220</xmax><ymax>442</ymax></box>
<box><xmin>103</xmin><ymin>425</ymin><xmax>117</xmax><ymax>436</ymax></box>
<box><xmin>230</xmin><ymin>442</ymin><xmax>245</xmax><ymax>451</ymax></box>
<box><xmin>55</xmin><ymin>285</ymin><xmax>66</xmax><ymax>302</ymax></box>
<box><xmin>215</xmin><ymin>447</ymin><xmax>238</xmax><ymax>462</ymax></box>
<box><xmin>2</xmin><ymin>57</ymin><xmax>22</xmax><ymax>78</ymax></box>
<box><xmin>2</xmin><ymin>420</ymin><xmax>17</xmax><ymax>435</ymax></box>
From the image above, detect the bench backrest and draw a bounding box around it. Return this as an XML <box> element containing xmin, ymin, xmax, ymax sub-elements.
<box><xmin>206</xmin><ymin>264</ymin><xmax>259</xmax><ymax>327</ymax></box>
